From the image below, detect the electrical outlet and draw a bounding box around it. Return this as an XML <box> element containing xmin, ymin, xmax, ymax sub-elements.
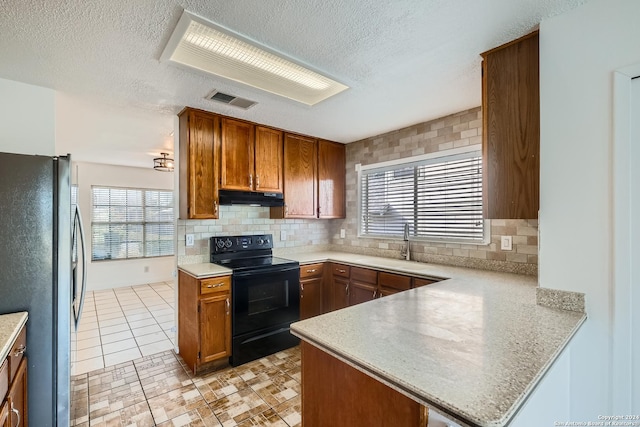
<box><xmin>144</xmin><ymin>266</ymin><xmax>149</xmax><ymax>273</ymax></box>
<box><xmin>501</xmin><ymin>235</ymin><xmax>513</xmax><ymax>251</ymax></box>
<box><xmin>340</xmin><ymin>229</ymin><xmax>346</xmax><ymax>238</ymax></box>
<box><xmin>186</xmin><ymin>234</ymin><xmax>195</xmax><ymax>247</ymax></box>
<box><xmin>280</xmin><ymin>230</ymin><xmax>287</xmax><ymax>241</ymax></box>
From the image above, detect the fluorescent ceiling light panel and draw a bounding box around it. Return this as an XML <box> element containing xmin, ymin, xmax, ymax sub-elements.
<box><xmin>162</xmin><ymin>11</ymin><xmax>349</xmax><ymax>105</ymax></box>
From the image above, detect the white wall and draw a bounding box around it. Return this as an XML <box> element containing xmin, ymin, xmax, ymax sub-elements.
<box><xmin>0</xmin><ymin>77</ymin><xmax>55</xmax><ymax>155</ymax></box>
<box><xmin>512</xmin><ymin>0</ymin><xmax>640</xmax><ymax>423</ymax></box>
<box><xmin>74</xmin><ymin>161</ymin><xmax>174</xmax><ymax>290</ymax></box>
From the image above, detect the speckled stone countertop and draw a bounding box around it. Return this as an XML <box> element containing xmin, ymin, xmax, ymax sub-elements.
<box><xmin>286</xmin><ymin>251</ymin><xmax>586</xmax><ymax>427</ymax></box>
<box><xmin>0</xmin><ymin>312</ymin><xmax>28</xmax><ymax>362</ymax></box>
<box><xmin>178</xmin><ymin>263</ymin><xmax>232</xmax><ymax>278</ymax></box>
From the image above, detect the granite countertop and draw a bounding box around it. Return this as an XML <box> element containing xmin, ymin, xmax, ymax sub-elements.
<box><xmin>283</xmin><ymin>251</ymin><xmax>585</xmax><ymax>427</ymax></box>
<box><xmin>178</xmin><ymin>263</ymin><xmax>232</xmax><ymax>278</ymax></box>
<box><xmin>0</xmin><ymin>312</ymin><xmax>28</xmax><ymax>362</ymax></box>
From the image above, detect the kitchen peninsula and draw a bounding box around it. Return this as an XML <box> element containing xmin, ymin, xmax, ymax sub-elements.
<box><xmin>283</xmin><ymin>252</ymin><xmax>585</xmax><ymax>427</ymax></box>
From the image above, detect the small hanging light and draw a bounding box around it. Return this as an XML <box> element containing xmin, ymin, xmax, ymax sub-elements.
<box><xmin>153</xmin><ymin>153</ymin><xmax>174</xmax><ymax>172</ymax></box>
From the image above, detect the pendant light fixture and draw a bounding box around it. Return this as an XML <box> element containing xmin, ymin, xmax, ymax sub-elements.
<box><xmin>153</xmin><ymin>153</ymin><xmax>174</xmax><ymax>172</ymax></box>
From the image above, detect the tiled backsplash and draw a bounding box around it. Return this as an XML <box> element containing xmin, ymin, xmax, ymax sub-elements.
<box><xmin>177</xmin><ymin>106</ymin><xmax>538</xmax><ymax>275</ymax></box>
<box><xmin>176</xmin><ymin>206</ymin><xmax>333</xmax><ymax>265</ymax></box>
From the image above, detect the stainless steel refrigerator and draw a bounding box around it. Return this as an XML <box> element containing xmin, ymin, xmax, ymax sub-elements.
<box><xmin>0</xmin><ymin>152</ymin><xmax>87</xmax><ymax>427</ymax></box>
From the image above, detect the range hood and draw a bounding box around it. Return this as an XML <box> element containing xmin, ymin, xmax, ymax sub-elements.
<box><xmin>218</xmin><ymin>190</ymin><xmax>284</xmax><ymax>207</ymax></box>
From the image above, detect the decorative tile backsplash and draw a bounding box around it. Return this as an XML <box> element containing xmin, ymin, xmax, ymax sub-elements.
<box><xmin>177</xmin><ymin>106</ymin><xmax>538</xmax><ymax>275</ymax></box>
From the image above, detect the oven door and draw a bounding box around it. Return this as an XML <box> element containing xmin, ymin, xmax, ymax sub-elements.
<box><xmin>232</xmin><ymin>264</ymin><xmax>300</xmax><ymax>337</ymax></box>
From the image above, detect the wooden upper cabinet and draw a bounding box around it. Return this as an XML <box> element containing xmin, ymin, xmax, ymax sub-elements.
<box><xmin>179</xmin><ymin>108</ymin><xmax>220</xmax><ymax>219</ymax></box>
<box><xmin>279</xmin><ymin>134</ymin><xmax>318</xmax><ymax>218</ymax></box>
<box><xmin>221</xmin><ymin>118</ymin><xmax>255</xmax><ymax>191</ymax></box>
<box><xmin>318</xmin><ymin>140</ymin><xmax>346</xmax><ymax>219</ymax></box>
<box><xmin>254</xmin><ymin>126</ymin><xmax>283</xmax><ymax>193</ymax></box>
<box><xmin>481</xmin><ymin>31</ymin><xmax>540</xmax><ymax>219</ymax></box>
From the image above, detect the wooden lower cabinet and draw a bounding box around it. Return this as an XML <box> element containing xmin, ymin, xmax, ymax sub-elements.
<box><xmin>300</xmin><ymin>263</ymin><xmax>324</xmax><ymax>320</ymax></box>
<box><xmin>6</xmin><ymin>359</ymin><xmax>26</xmax><ymax>427</ymax></box>
<box><xmin>349</xmin><ymin>267</ymin><xmax>378</xmax><ymax>306</ymax></box>
<box><xmin>0</xmin><ymin>400</ymin><xmax>8</xmax><ymax>427</ymax></box>
<box><xmin>301</xmin><ymin>341</ymin><xmax>428</xmax><ymax>427</ymax></box>
<box><xmin>327</xmin><ymin>263</ymin><xmax>350</xmax><ymax>312</ymax></box>
<box><xmin>378</xmin><ymin>271</ymin><xmax>412</xmax><ymax>298</ymax></box>
<box><xmin>178</xmin><ymin>271</ymin><xmax>232</xmax><ymax>374</ymax></box>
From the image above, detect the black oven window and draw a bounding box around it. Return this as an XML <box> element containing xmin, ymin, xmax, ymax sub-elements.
<box><xmin>247</xmin><ymin>280</ymin><xmax>290</xmax><ymax>316</ymax></box>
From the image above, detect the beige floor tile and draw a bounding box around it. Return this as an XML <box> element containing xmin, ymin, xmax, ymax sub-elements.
<box><xmin>135</xmin><ymin>331</ymin><xmax>169</xmax><ymax>346</ymax></box>
<box><xmin>273</xmin><ymin>396</ymin><xmax>301</xmax><ymax>427</ymax></box>
<box><xmin>236</xmin><ymin>409</ymin><xmax>288</xmax><ymax>427</ymax></box>
<box><xmin>128</xmin><ymin>317</ymin><xmax>158</xmax><ymax>329</ymax></box>
<box><xmin>102</xmin><ymin>338</ymin><xmax>138</xmax><ymax>355</ymax></box>
<box><xmin>99</xmin><ymin>322</ymin><xmax>130</xmax><ymax>335</ymax></box>
<box><xmin>125</xmin><ymin>312</ymin><xmax>153</xmax><ymax>322</ymax></box>
<box><xmin>73</xmin><ymin>356</ymin><xmax>105</xmax><ymax>376</ymax></box>
<box><xmin>247</xmin><ymin>371</ymin><xmax>300</xmax><ymax>407</ymax></box>
<box><xmin>76</xmin><ymin>329</ymin><xmax>100</xmax><ymax>341</ymax></box>
<box><xmin>101</xmin><ymin>330</ymin><xmax>134</xmax><ymax>344</ymax></box>
<box><xmin>77</xmin><ymin>336</ymin><xmax>102</xmax><ymax>350</ymax></box>
<box><xmin>193</xmin><ymin>367</ymin><xmax>248</xmax><ymax>403</ymax></box>
<box><xmin>87</xmin><ymin>401</ymin><xmax>155</xmax><ymax>427</ymax></box>
<box><xmin>132</xmin><ymin>324</ymin><xmax>163</xmax><ymax>337</ymax></box>
<box><xmin>104</xmin><ymin>347</ymin><xmax>142</xmax><ymax>367</ymax></box>
<box><xmin>139</xmin><ymin>339</ymin><xmax>174</xmax><ymax>356</ymax></box>
<box><xmin>147</xmin><ymin>383</ymin><xmax>210</xmax><ymax>424</ymax></box>
<box><xmin>76</xmin><ymin>345</ymin><xmax>103</xmax><ymax>362</ymax></box>
<box><xmin>210</xmin><ymin>388</ymin><xmax>270</xmax><ymax>427</ymax></box>
<box><xmin>97</xmin><ymin>316</ymin><xmax>128</xmax><ymax>328</ymax></box>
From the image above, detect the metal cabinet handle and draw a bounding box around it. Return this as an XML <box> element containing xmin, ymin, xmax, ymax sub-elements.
<box><xmin>10</xmin><ymin>401</ymin><xmax>19</xmax><ymax>427</ymax></box>
<box><xmin>214</xmin><ymin>200</ymin><xmax>219</xmax><ymax>215</ymax></box>
<box><xmin>300</xmin><ymin>282</ymin><xmax>304</xmax><ymax>298</ymax></box>
<box><xmin>249</xmin><ymin>174</ymin><xmax>253</xmax><ymax>188</ymax></box>
<box><xmin>337</xmin><ymin>269</ymin><xmax>346</xmax><ymax>274</ymax></box>
<box><xmin>226</xmin><ymin>298</ymin><xmax>230</xmax><ymax>315</ymax></box>
<box><xmin>206</xmin><ymin>283</ymin><xmax>224</xmax><ymax>289</ymax></box>
<box><xmin>13</xmin><ymin>344</ymin><xmax>26</xmax><ymax>357</ymax></box>
<box><xmin>284</xmin><ymin>204</ymin><xmax>288</xmax><ymax>216</ymax></box>
<box><xmin>345</xmin><ymin>283</ymin><xmax>350</xmax><ymax>296</ymax></box>
<box><xmin>306</xmin><ymin>269</ymin><xmax>317</xmax><ymax>273</ymax></box>
<box><xmin>373</xmin><ymin>290</ymin><xmax>377</xmax><ymax>299</ymax></box>
<box><xmin>256</xmin><ymin>175</ymin><xmax>260</xmax><ymax>189</ymax></box>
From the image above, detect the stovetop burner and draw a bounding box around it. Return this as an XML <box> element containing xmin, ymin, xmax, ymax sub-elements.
<box><xmin>214</xmin><ymin>255</ymin><xmax>298</xmax><ymax>271</ymax></box>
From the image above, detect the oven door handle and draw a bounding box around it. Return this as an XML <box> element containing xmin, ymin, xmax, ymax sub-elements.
<box><xmin>232</xmin><ymin>265</ymin><xmax>300</xmax><ymax>277</ymax></box>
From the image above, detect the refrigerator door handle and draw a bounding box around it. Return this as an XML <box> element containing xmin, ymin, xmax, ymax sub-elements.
<box><xmin>73</xmin><ymin>205</ymin><xmax>88</xmax><ymax>330</ymax></box>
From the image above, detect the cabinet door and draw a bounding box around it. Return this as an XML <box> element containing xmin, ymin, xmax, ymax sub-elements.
<box><xmin>282</xmin><ymin>134</ymin><xmax>317</xmax><ymax>218</ymax></box>
<box><xmin>180</xmin><ymin>110</ymin><xmax>220</xmax><ymax>219</ymax></box>
<box><xmin>318</xmin><ymin>140</ymin><xmax>346</xmax><ymax>219</ymax></box>
<box><xmin>7</xmin><ymin>358</ymin><xmax>26</xmax><ymax>427</ymax></box>
<box><xmin>300</xmin><ymin>277</ymin><xmax>323</xmax><ymax>320</ymax></box>
<box><xmin>482</xmin><ymin>31</ymin><xmax>539</xmax><ymax>219</ymax></box>
<box><xmin>255</xmin><ymin>126</ymin><xmax>283</xmax><ymax>193</ymax></box>
<box><xmin>330</xmin><ymin>276</ymin><xmax>350</xmax><ymax>312</ymax></box>
<box><xmin>199</xmin><ymin>293</ymin><xmax>231</xmax><ymax>364</ymax></box>
<box><xmin>221</xmin><ymin>118</ymin><xmax>255</xmax><ymax>191</ymax></box>
<box><xmin>349</xmin><ymin>281</ymin><xmax>377</xmax><ymax>306</ymax></box>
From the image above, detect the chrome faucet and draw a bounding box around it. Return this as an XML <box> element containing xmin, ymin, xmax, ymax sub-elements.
<box><xmin>401</xmin><ymin>223</ymin><xmax>411</xmax><ymax>261</ymax></box>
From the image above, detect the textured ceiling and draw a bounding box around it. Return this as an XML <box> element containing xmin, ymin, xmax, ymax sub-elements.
<box><xmin>0</xmin><ymin>0</ymin><xmax>588</xmax><ymax>167</ymax></box>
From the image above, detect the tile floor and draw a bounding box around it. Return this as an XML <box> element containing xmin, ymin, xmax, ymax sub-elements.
<box><xmin>70</xmin><ymin>346</ymin><xmax>302</xmax><ymax>427</ymax></box>
<box><xmin>72</xmin><ymin>282</ymin><xmax>176</xmax><ymax>375</ymax></box>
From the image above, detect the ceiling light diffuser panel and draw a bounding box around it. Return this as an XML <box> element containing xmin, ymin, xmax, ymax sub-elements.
<box><xmin>162</xmin><ymin>11</ymin><xmax>348</xmax><ymax>106</ymax></box>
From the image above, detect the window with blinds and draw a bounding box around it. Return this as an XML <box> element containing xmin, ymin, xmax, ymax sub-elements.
<box><xmin>91</xmin><ymin>186</ymin><xmax>174</xmax><ymax>260</ymax></box>
<box><xmin>359</xmin><ymin>149</ymin><xmax>485</xmax><ymax>242</ymax></box>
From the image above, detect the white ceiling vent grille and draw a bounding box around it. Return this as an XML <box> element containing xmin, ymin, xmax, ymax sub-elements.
<box><xmin>161</xmin><ymin>11</ymin><xmax>349</xmax><ymax>106</ymax></box>
<box><xmin>207</xmin><ymin>90</ymin><xmax>257</xmax><ymax>110</ymax></box>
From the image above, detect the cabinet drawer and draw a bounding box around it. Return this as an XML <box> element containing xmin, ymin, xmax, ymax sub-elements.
<box><xmin>378</xmin><ymin>272</ymin><xmax>411</xmax><ymax>291</ymax></box>
<box><xmin>413</xmin><ymin>277</ymin><xmax>440</xmax><ymax>288</ymax></box>
<box><xmin>0</xmin><ymin>359</ymin><xmax>8</xmax><ymax>403</ymax></box>
<box><xmin>331</xmin><ymin>264</ymin><xmax>350</xmax><ymax>278</ymax></box>
<box><xmin>351</xmin><ymin>267</ymin><xmax>377</xmax><ymax>285</ymax></box>
<box><xmin>9</xmin><ymin>327</ymin><xmax>26</xmax><ymax>382</ymax></box>
<box><xmin>300</xmin><ymin>263</ymin><xmax>324</xmax><ymax>279</ymax></box>
<box><xmin>200</xmin><ymin>276</ymin><xmax>231</xmax><ymax>295</ymax></box>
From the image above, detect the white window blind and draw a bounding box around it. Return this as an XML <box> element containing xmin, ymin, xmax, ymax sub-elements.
<box><xmin>91</xmin><ymin>187</ymin><xmax>174</xmax><ymax>260</ymax></box>
<box><xmin>359</xmin><ymin>150</ymin><xmax>484</xmax><ymax>242</ymax></box>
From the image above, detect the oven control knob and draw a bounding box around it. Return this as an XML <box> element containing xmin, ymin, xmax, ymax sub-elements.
<box><xmin>216</xmin><ymin>240</ymin><xmax>225</xmax><ymax>249</ymax></box>
<box><xmin>225</xmin><ymin>239</ymin><xmax>232</xmax><ymax>248</ymax></box>
<box><xmin>257</xmin><ymin>238</ymin><xmax>264</xmax><ymax>245</ymax></box>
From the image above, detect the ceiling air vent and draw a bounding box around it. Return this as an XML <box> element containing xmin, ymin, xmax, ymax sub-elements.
<box><xmin>207</xmin><ymin>90</ymin><xmax>257</xmax><ymax>110</ymax></box>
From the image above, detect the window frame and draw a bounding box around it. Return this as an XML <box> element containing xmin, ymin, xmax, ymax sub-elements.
<box><xmin>90</xmin><ymin>185</ymin><xmax>175</xmax><ymax>261</ymax></box>
<box><xmin>356</xmin><ymin>145</ymin><xmax>490</xmax><ymax>245</ymax></box>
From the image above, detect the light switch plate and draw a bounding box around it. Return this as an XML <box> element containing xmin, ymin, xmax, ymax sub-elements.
<box><xmin>281</xmin><ymin>230</ymin><xmax>287</xmax><ymax>241</ymax></box>
<box><xmin>501</xmin><ymin>235</ymin><xmax>513</xmax><ymax>251</ymax></box>
<box><xmin>186</xmin><ymin>234</ymin><xmax>195</xmax><ymax>247</ymax></box>
<box><xmin>340</xmin><ymin>229</ymin><xmax>346</xmax><ymax>238</ymax></box>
